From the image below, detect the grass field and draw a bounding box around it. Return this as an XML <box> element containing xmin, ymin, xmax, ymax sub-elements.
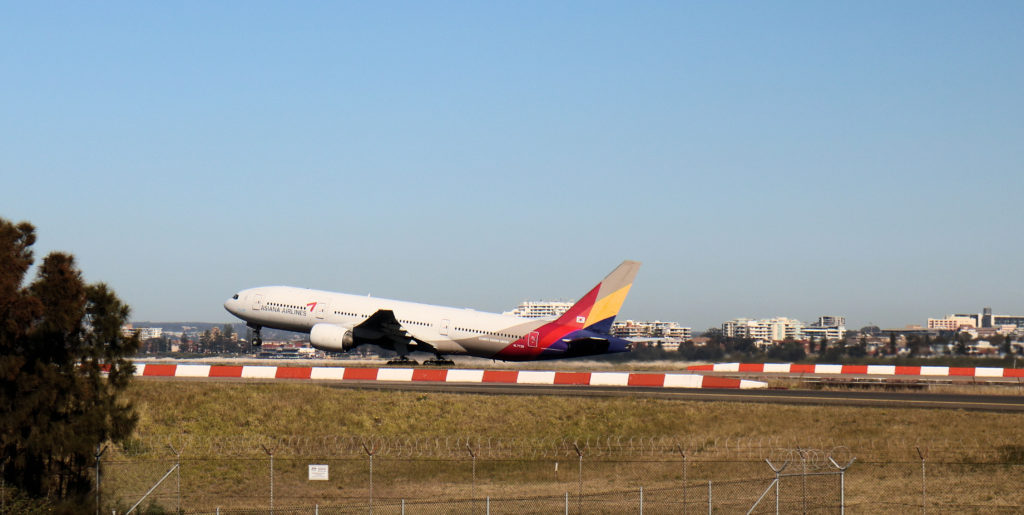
<box><xmin>102</xmin><ymin>380</ymin><xmax>1024</xmax><ymax>513</ymax></box>
<box><xmin>126</xmin><ymin>380</ymin><xmax>1023</xmax><ymax>447</ymax></box>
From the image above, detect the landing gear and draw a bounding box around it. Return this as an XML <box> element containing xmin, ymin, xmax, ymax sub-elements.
<box><xmin>386</xmin><ymin>355</ymin><xmax>419</xmax><ymax>366</ymax></box>
<box><xmin>248</xmin><ymin>325</ymin><xmax>263</xmax><ymax>347</ymax></box>
<box><xmin>423</xmin><ymin>353</ymin><xmax>455</xmax><ymax>366</ymax></box>
<box><xmin>386</xmin><ymin>340</ymin><xmax>418</xmax><ymax>365</ymax></box>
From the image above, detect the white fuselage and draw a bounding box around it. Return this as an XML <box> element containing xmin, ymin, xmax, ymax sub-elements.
<box><xmin>224</xmin><ymin>286</ymin><xmax>547</xmax><ymax>357</ymax></box>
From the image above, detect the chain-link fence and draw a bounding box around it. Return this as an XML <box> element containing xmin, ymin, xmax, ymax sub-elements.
<box><xmin>83</xmin><ymin>436</ymin><xmax>1024</xmax><ymax>514</ymax></box>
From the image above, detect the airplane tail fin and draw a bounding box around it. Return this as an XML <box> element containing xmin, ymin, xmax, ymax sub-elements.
<box><xmin>553</xmin><ymin>260</ymin><xmax>641</xmax><ymax>335</ymax></box>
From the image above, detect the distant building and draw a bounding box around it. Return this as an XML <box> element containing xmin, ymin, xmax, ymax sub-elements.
<box><xmin>722</xmin><ymin>317</ymin><xmax>804</xmax><ymax>344</ymax></box>
<box><xmin>927</xmin><ymin>315</ymin><xmax>978</xmax><ymax>331</ymax></box>
<box><xmin>139</xmin><ymin>327</ymin><xmax>163</xmax><ymax>340</ymax></box>
<box><xmin>804</xmin><ymin>316</ymin><xmax>847</xmax><ymax>341</ymax></box>
<box><xmin>967</xmin><ymin>339</ymin><xmax>999</xmax><ymax>356</ymax></box>
<box><xmin>930</xmin><ymin>307</ymin><xmax>1024</xmax><ymax>333</ymax></box>
<box><xmin>258</xmin><ymin>345</ymin><xmax>318</xmax><ymax>359</ymax></box>
<box><xmin>802</xmin><ymin>326</ymin><xmax>845</xmax><ymax>341</ymax></box>
<box><xmin>815</xmin><ymin>316</ymin><xmax>845</xmax><ymax>328</ymax></box>
<box><xmin>504</xmin><ymin>301</ymin><xmax>573</xmax><ymax>319</ymax></box>
<box><xmin>950</xmin><ymin>307</ymin><xmax>1024</xmax><ymax>332</ymax></box>
<box><xmin>611</xmin><ymin>320</ymin><xmax>691</xmax><ymax>340</ymax></box>
<box><xmin>860</xmin><ymin>325</ymin><xmax>882</xmax><ymax>336</ymax></box>
<box><xmin>722</xmin><ymin>318</ymin><xmax>768</xmax><ymax>342</ymax></box>
<box><xmin>649</xmin><ymin>321</ymin><xmax>691</xmax><ymax>339</ymax></box>
<box><xmin>721</xmin><ymin>315</ymin><xmax>846</xmax><ymax>343</ymax></box>
<box><xmin>629</xmin><ymin>337</ymin><xmax>682</xmax><ymax>351</ymax></box>
<box><xmin>121</xmin><ymin>325</ymin><xmax>163</xmax><ymax>340</ymax></box>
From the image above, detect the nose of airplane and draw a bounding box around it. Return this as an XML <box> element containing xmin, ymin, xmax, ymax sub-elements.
<box><xmin>224</xmin><ymin>293</ymin><xmax>241</xmax><ymax>316</ymax></box>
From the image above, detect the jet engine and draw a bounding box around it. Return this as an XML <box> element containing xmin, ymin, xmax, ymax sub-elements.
<box><xmin>310</xmin><ymin>323</ymin><xmax>356</xmax><ymax>352</ymax></box>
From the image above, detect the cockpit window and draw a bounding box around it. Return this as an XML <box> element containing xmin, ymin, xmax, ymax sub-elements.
<box><xmin>232</xmin><ymin>294</ymin><xmax>239</xmax><ymax>300</ymax></box>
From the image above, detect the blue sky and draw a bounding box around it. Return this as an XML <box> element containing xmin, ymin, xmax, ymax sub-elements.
<box><xmin>2</xmin><ymin>2</ymin><xmax>1022</xmax><ymax>330</ymax></box>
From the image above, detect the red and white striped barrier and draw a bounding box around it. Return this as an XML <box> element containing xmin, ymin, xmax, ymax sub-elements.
<box><xmin>688</xmin><ymin>362</ymin><xmax>1024</xmax><ymax>379</ymax></box>
<box><xmin>134</xmin><ymin>364</ymin><xmax>767</xmax><ymax>389</ymax></box>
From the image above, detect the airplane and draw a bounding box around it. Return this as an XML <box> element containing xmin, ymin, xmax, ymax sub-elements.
<box><xmin>223</xmin><ymin>260</ymin><xmax>641</xmax><ymax>364</ymax></box>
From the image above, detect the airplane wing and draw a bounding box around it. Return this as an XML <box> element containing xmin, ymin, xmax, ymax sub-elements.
<box><xmin>352</xmin><ymin>309</ymin><xmax>410</xmax><ymax>348</ymax></box>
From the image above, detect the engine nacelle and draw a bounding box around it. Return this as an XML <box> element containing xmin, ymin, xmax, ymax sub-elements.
<box><xmin>310</xmin><ymin>323</ymin><xmax>356</xmax><ymax>352</ymax></box>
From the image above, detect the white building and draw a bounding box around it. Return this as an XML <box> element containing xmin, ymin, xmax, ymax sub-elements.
<box><xmin>650</xmin><ymin>321</ymin><xmax>691</xmax><ymax>339</ymax></box>
<box><xmin>611</xmin><ymin>320</ymin><xmax>692</xmax><ymax>340</ymax></box>
<box><xmin>927</xmin><ymin>315</ymin><xmax>979</xmax><ymax>331</ymax></box>
<box><xmin>805</xmin><ymin>316</ymin><xmax>847</xmax><ymax>341</ymax></box>
<box><xmin>722</xmin><ymin>317</ymin><xmax>804</xmax><ymax>343</ymax></box>
<box><xmin>122</xmin><ymin>326</ymin><xmax>163</xmax><ymax>340</ymax></box>
<box><xmin>722</xmin><ymin>318</ymin><xmax>767</xmax><ymax>341</ymax></box>
<box><xmin>802</xmin><ymin>326</ymin><xmax>845</xmax><ymax>341</ymax></box>
<box><xmin>504</xmin><ymin>301</ymin><xmax>573</xmax><ymax>319</ymax></box>
<box><xmin>815</xmin><ymin>316</ymin><xmax>845</xmax><ymax>328</ymax></box>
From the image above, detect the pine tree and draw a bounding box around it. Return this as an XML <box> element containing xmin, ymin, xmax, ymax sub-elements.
<box><xmin>0</xmin><ymin>219</ymin><xmax>138</xmax><ymax>509</ymax></box>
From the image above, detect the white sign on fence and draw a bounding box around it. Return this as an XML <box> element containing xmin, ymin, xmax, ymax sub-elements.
<box><xmin>308</xmin><ymin>464</ymin><xmax>329</xmax><ymax>481</ymax></box>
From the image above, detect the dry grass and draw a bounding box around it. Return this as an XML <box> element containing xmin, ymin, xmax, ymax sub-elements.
<box><xmin>102</xmin><ymin>380</ymin><xmax>1024</xmax><ymax>512</ymax></box>
<box><xmin>125</xmin><ymin>381</ymin><xmax>1024</xmax><ymax>449</ymax></box>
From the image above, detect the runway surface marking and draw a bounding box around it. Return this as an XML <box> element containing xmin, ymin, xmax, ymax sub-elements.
<box><xmin>131</xmin><ymin>363</ymin><xmax>767</xmax><ymax>389</ymax></box>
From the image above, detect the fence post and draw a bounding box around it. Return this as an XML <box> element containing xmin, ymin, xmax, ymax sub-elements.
<box><xmin>677</xmin><ymin>445</ymin><xmax>687</xmax><ymax>515</ymax></box>
<box><xmin>94</xmin><ymin>444</ymin><xmax>107</xmax><ymax>515</ymax></box>
<box><xmin>573</xmin><ymin>443</ymin><xmax>583</xmax><ymax>514</ymax></box>
<box><xmin>260</xmin><ymin>444</ymin><xmax>275</xmax><ymax>515</ymax></box>
<box><xmin>707</xmin><ymin>480</ymin><xmax>712</xmax><ymax>515</ymax></box>
<box><xmin>765</xmin><ymin>457</ymin><xmax>789</xmax><ymax>515</ymax></box>
<box><xmin>640</xmin><ymin>486</ymin><xmax>644</xmax><ymax>515</ymax></box>
<box><xmin>797</xmin><ymin>448</ymin><xmax>808</xmax><ymax>515</ymax></box>
<box><xmin>828</xmin><ymin>456</ymin><xmax>855</xmax><ymax>515</ymax></box>
<box><xmin>916</xmin><ymin>447</ymin><xmax>927</xmax><ymax>515</ymax></box>
<box><xmin>168</xmin><ymin>443</ymin><xmax>182</xmax><ymax>514</ymax></box>
<box><xmin>466</xmin><ymin>443</ymin><xmax>477</xmax><ymax>498</ymax></box>
<box><xmin>362</xmin><ymin>441</ymin><xmax>376</xmax><ymax>514</ymax></box>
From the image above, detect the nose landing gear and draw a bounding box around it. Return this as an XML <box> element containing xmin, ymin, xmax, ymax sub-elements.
<box><xmin>247</xmin><ymin>324</ymin><xmax>263</xmax><ymax>347</ymax></box>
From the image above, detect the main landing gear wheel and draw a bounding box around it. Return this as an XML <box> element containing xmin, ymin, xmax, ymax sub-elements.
<box><xmin>386</xmin><ymin>355</ymin><xmax>419</xmax><ymax>366</ymax></box>
<box><xmin>423</xmin><ymin>355</ymin><xmax>455</xmax><ymax>366</ymax></box>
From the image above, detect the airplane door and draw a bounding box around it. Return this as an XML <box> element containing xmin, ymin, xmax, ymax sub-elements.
<box><xmin>314</xmin><ymin>302</ymin><xmax>328</xmax><ymax>319</ymax></box>
<box><xmin>440</xmin><ymin>319</ymin><xmax>450</xmax><ymax>336</ymax></box>
<box><xmin>528</xmin><ymin>331</ymin><xmax>539</xmax><ymax>348</ymax></box>
<box><xmin>252</xmin><ymin>295</ymin><xmax>263</xmax><ymax>311</ymax></box>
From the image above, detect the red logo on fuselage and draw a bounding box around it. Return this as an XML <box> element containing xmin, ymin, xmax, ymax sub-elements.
<box><xmin>307</xmin><ymin>302</ymin><xmax>317</xmax><ymax>312</ymax></box>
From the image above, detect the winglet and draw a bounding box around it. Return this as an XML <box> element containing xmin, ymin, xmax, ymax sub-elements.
<box><xmin>554</xmin><ymin>260</ymin><xmax>641</xmax><ymax>334</ymax></box>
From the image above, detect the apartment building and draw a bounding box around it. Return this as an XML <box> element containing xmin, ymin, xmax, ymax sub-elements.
<box><xmin>504</xmin><ymin>301</ymin><xmax>574</xmax><ymax>319</ymax></box>
<box><xmin>805</xmin><ymin>316</ymin><xmax>847</xmax><ymax>341</ymax></box>
<box><xmin>722</xmin><ymin>317</ymin><xmax>804</xmax><ymax>343</ymax></box>
<box><xmin>611</xmin><ymin>320</ymin><xmax>692</xmax><ymax>340</ymax></box>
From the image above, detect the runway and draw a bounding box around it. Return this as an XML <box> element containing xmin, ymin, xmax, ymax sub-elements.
<box><xmin>323</xmin><ymin>380</ymin><xmax>1024</xmax><ymax>412</ymax></box>
<box><xmin>689</xmin><ymin>362</ymin><xmax>1024</xmax><ymax>383</ymax></box>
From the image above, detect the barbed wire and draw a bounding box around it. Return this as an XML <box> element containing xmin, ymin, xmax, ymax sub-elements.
<box><xmin>107</xmin><ymin>434</ymin><xmax>1001</xmax><ymax>461</ymax></box>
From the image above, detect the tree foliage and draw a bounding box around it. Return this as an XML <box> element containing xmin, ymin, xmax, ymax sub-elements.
<box><xmin>766</xmin><ymin>339</ymin><xmax>807</xmax><ymax>361</ymax></box>
<box><xmin>0</xmin><ymin>219</ymin><xmax>138</xmax><ymax>509</ymax></box>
